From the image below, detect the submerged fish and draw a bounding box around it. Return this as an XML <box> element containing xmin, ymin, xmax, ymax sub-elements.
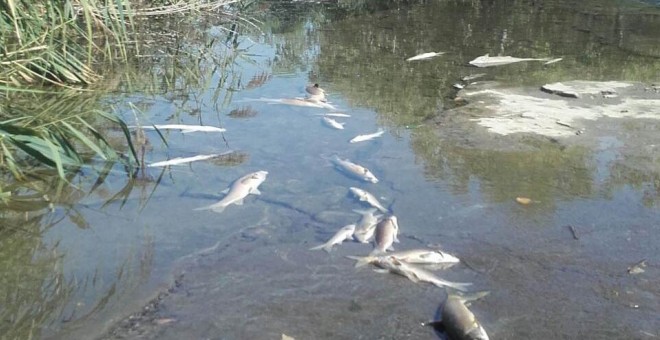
<box><xmin>131</xmin><ymin>124</ymin><xmax>226</xmax><ymax>133</ymax></box>
<box><xmin>352</xmin><ymin>208</ymin><xmax>382</xmax><ymax>243</ymax></box>
<box><xmin>469</xmin><ymin>54</ymin><xmax>550</xmax><ymax>67</ymax></box>
<box><xmin>372</xmin><ymin>256</ymin><xmax>472</xmax><ymax>291</ymax></box>
<box><xmin>349</xmin><ymin>187</ymin><xmax>389</xmax><ymax>213</ymax></box>
<box><xmin>194</xmin><ymin>170</ymin><xmax>268</xmax><ymax>213</ymax></box>
<box><xmin>371</xmin><ymin>215</ymin><xmax>399</xmax><ymax>255</ymax></box>
<box><xmin>348</xmin><ymin>248</ymin><xmax>460</xmax><ymax>268</ymax></box>
<box><xmin>350</xmin><ymin>129</ymin><xmax>385</xmax><ymax>143</ymax></box>
<box><xmin>322</xmin><ymin>116</ymin><xmax>345</xmax><ymax>130</ymax></box>
<box><xmin>406</xmin><ymin>52</ymin><xmax>445</xmax><ymax>61</ymax></box>
<box><xmin>426</xmin><ymin>291</ymin><xmax>490</xmax><ymax>340</ymax></box>
<box><xmin>331</xmin><ymin>156</ymin><xmax>378</xmax><ymax>183</ymax></box>
<box><xmin>309</xmin><ymin>224</ymin><xmax>356</xmax><ymax>252</ymax></box>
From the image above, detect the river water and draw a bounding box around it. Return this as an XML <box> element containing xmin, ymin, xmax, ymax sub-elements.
<box><xmin>2</xmin><ymin>0</ymin><xmax>659</xmax><ymax>339</ymax></box>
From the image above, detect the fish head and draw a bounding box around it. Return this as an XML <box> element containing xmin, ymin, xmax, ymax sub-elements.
<box><xmin>466</xmin><ymin>325</ymin><xmax>489</xmax><ymax>340</ymax></box>
<box><xmin>349</xmin><ymin>187</ymin><xmax>364</xmax><ymax>197</ymax></box>
<box><xmin>248</xmin><ymin>171</ymin><xmax>269</xmax><ymax>184</ymax></box>
<box><xmin>363</xmin><ymin>170</ymin><xmax>378</xmax><ymax>183</ymax></box>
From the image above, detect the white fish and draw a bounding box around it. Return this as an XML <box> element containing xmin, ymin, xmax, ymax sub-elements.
<box><xmin>130</xmin><ymin>124</ymin><xmax>226</xmax><ymax>133</ymax></box>
<box><xmin>461</xmin><ymin>73</ymin><xmax>487</xmax><ymax>81</ymax></box>
<box><xmin>251</xmin><ymin>97</ymin><xmax>337</xmax><ymax>110</ymax></box>
<box><xmin>321</xmin><ymin>116</ymin><xmax>345</xmax><ymax>130</ymax></box>
<box><xmin>148</xmin><ymin>154</ymin><xmax>223</xmax><ymax>167</ymax></box>
<box><xmin>372</xmin><ymin>256</ymin><xmax>472</xmax><ymax>291</ymax></box>
<box><xmin>349</xmin><ymin>129</ymin><xmax>385</xmax><ymax>143</ymax></box>
<box><xmin>349</xmin><ymin>187</ymin><xmax>389</xmax><ymax>213</ymax></box>
<box><xmin>469</xmin><ymin>54</ymin><xmax>550</xmax><ymax>67</ymax></box>
<box><xmin>352</xmin><ymin>208</ymin><xmax>382</xmax><ymax>243</ymax></box>
<box><xmin>347</xmin><ymin>249</ymin><xmax>460</xmax><ymax>268</ymax></box>
<box><xmin>314</xmin><ymin>113</ymin><xmax>351</xmax><ymax>118</ymax></box>
<box><xmin>331</xmin><ymin>156</ymin><xmax>378</xmax><ymax>183</ymax></box>
<box><xmin>371</xmin><ymin>215</ymin><xmax>399</xmax><ymax>255</ymax></box>
<box><xmin>406</xmin><ymin>52</ymin><xmax>445</xmax><ymax>61</ymax></box>
<box><xmin>425</xmin><ymin>291</ymin><xmax>490</xmax><ymax>340</ymax></box>
<box><xmin>194</xmin><ymin>170</ymin><xmax>268</xmax><ymax>213</ymax></box>
<box><xmin>309</xmin><ymin>224</ymin><xmax>356</xmax><ymax>252</ymax></box>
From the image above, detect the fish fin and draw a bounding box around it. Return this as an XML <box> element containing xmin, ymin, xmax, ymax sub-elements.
<box><xmin>449</xmin><ymin>289</ymin><xmax>490</xmax><ymax>303</ymax></box>
<box><xmin>309</xmin><ymin>243</ymin><xmax>329</xmax><ymax>251</ymax></box>
<box><xmin>250</xmin><ymin>188</ymin><xmax>262</xmax><ymax>195</ymax></box>
<box><xmin>346</xmin><ymin>256</ymin><xmax>373</xmax><ymax>268</ymax></box>
<box><xmin>447</xmin><ymin>282</ymin><xmax>473</xmax><ymax>292</ymax></box>
<box><xmin>394</xmin><ymin>235</ymin><xmax>400</xmax><ymax>243</ymax></box>
<box><xmin>352</xmin><ymin>208</ymin><xmax>377</xmax><ymax>215</ymax></box>
<box><xmin>221</xmin><ymin>188</ymin><xmax>230</xmax><ymax>194</ymax></box>
<box><xmin>234</xmin><ymin>199</ymin><xmax>244</xmax><ymax>206</ymax></box>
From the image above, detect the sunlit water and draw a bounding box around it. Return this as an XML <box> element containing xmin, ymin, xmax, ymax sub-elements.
<box><xmin>2</xmin><ymin>0</ymin><xmax>659</xmax><ymax>339</ymax></box>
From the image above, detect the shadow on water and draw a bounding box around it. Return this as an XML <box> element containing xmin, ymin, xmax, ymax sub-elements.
<box><xmin>1</xmin><ymin>0</ymin><xmax>659</xmax><ymax>339</ymax></box>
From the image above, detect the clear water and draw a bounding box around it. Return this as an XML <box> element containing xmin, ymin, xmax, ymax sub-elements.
<box><xmin>2</xmin><ymin>0</ymin><xmax>660</xmax><ymax>339</ymax></box>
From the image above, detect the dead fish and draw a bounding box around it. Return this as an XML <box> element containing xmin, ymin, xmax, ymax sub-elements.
<box><xmin>461</xmin><ymin>73</ymin><xmax>487</xmax><ymax>82</ymax></box>
<box><xmin>252</xmin><ymin>97</ymin><xmax>337</xmax><ymax>110</ymax></box>
<box><xmin>194</xmin><ymin>171</ymin><xmax>268</xmax><ymax>213</ymax></box>
<box><xmin>627</xmin><ymin>259</ymin><xmax>647</xmax><ymax>275</ymax></box>
<box><xmin>315</xmin><ymin>112</ymin><xmax>351</xmax><ymax>118</ymax></box>
<box><xmin>352</xmin><ymin>208</ymin><xmax>382</xmax><ymax>243</ymax></box>
<box><xmin>406</xmin><ymin>52</ymin><xmax>445</xmax><ymax>61</ymax></box>
<box><xmin>331</xmin><ymin>156</ymin><xmax>378</xmax><ymax>183</ymax></box>
<box><xmin>148</xmin><ymin>153</ymin><xmax>227</xmax><ymax>167</ymax></box>
<box><xmin>371</xmin><ymin>215</ymin><xmax>399</xmax><ymax>255</ymax></box>
<box><xmin>348</xmin><ymin>248</ymin><xmax>460</xmax><ymax>268</ymax></box>
<box><xmin>371</xmin><ymin>256</ymin><xmax>472</xmax><ymax>291</ymax></box>
<box><xmin>350</xmin><ymin>129</ymin><xmax>385</xmax><ymax>143</ymax></box>
<box><xmin>130</xmin><ymin>124</ymin><xmax>226</xmax><ymax>133</ymax></box>
<box><xmin>349</xmin><ymin>187</ymin><xmax>389</xmax><ymax>213</ymax></box>
<box><xmin>309</xmin><ymin>224</ymin><xmax>356</xmax><ymax>252</ymax></box>
<box><xmin>322</xmin><ymin>116</ymin><xmax>345</xmax><ymax>130</ymax></box>
<box><xmin>425</xmin><ymin>291</ymin><xmax>490</xmax><ymax>340</ymax></box>
<box><xmin>469</xmin><ymin>54</ymin><xmax>550</xmax><ymax>67</ymax></box>
<box><xmin>306</xmin><ymin>83</ymin><xmax>326</xmax><ymax>98</ymax></box>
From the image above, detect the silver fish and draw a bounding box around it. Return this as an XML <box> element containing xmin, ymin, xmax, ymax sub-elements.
<box><xmin>406</xmin><ymin>52</ymin><xmax>445</xmax><ymax>61</ymax></box>
<box><xmin>194</xmin><ymin>170</ymin><xmax>268</xmax><ymax>213</ymax></box>
<box><xmin>322</xmin><ymin>116</ymin><xmax>345</xmax><ymax>130</ymax></box>
<box><xmin>349</xmin><ymin>129</ymin><xmax>385</xmax><ymax>143</ymax></box>
<box><xmin>349</xmin><ymin>187</ymin><xmax>389</xmax><ymax>213</ymax></box>
<box><xmin>331</xmin><ymin>156</ymin><xmax>378</xmax><ymax>183</ymax></box>
<box><xmin>130</xmin><ymin>124</ymin><xmax>226</xmax><ymax>133</ymax></box>
<box><xmin>469</xmin><ymin>54</ymin><xmax>550</xmax><ymax>67</ymax></box>
<box><xmin>352</xmin><ymin>208</ymin><xmax>382</xmax><ymax>243</ymax></box>
<box><xmin>371</xmin><ymin>215</ymin><xmax>399</xmax><ymax>255</ymax></box>
<box><xmin>252</xmin><ymin>97</ymin><xmax>337</xmax><ymax>110</ymax></box>
<box><xmin>148</xmin><ymin>153</ymin><xmax>222</xmax><ymax>167</ymax></box>
<box><xmin>347</xmin><ymin>248</ymin><xmax>460</xmax><ymax>268</ymax></box>
<box><xmin>372</xmin><ymin>256</ymin><xmax>472</xmax><ymax>291</ymax></box>
<box><xmin>425</xmin><ymin>291</ymin><xmax>490</xmax><ymax>340</ymax></box>
<box><xmin>314</xmin><ymin>113</ymin><xmax>351</xmax><ymax>118</ymax></box>
<box><xmin>309</xmin><ymin>224</ymin><xmax>355</xmax><ymax>252</ymax></box>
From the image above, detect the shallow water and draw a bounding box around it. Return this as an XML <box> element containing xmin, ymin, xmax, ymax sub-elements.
<box><xmin>2</xmin><ymin>0</ymin><xmax>660</xmax><ymax>339</ymax></box>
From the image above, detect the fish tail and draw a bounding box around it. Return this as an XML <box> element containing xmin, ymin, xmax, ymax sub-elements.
<box><xmin>346</xmin><ymin>255</ymin><xmax>374</xmax><ymax>268</ymax></box>
<box><xmin>209</xmin><ymin>204</ymin><xmax>226</xmax><ymax>213</ymax></box>
<box><xmin>308</xmin><ymin>243</ymin><xmax>327</xmax><ymax>251</ymax></box>
<box><xmin>446</xmin><ymin>281</ymin><xmax>473</xmax><ymax>292</ymax></box>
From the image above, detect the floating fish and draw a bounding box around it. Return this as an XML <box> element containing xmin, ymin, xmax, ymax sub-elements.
<box><xmin>331</xmin><ymin>156</ymin><xmax>378</xmax><ymax>183</ymax></box>
<box><xmin>425</xmin><ymin>291</ymin><xmax>490</xmax><ymax>340</ymax></box>
<box><xmin>406</xmin><ymin>52</ymin><xmax>445</xmax><ymax>61</ymax></box>
<box><xmin>348</xmin><ymin>248</ymin><xmax>460</xmax><ymax>268</ymax></box>
<box><xmin>309</xmin><ymin>224</ymin><xmax>356</xmax><ymax>252</ymax></box>
<box><xmin>462</xmin><ymin>73</ymin><xmax>487</xmax><ymax>82</ymax></box>
<box><xmin>315</xmin><ymin>113</ymin><xmax>351</xmax><ymax>118</ymax></box>
<box><xmin>515</xmin><ymin>197</ymin><xmax>532</xmax><ymax>205</ymax></box>
<box><xmin>469</xmin><ymin>54</ymin><xmax>550</xmax><ymax>67</ymax></box>
<box><xmin>322</xmin><ymin>116</ymin><xmax>345</xmax><ymax>130</ymax></box>
<box><xmin>371</xmin><ymin>256</ymin><xmax>472</xmax><ymax>291</ymax></box>
<box><xmin>148</xmin><ymin>153</ymin><xmax>230</xmax><ymax>167</ymax></box>
<box><xmin>130</xmin><ymin>124</ymin><xmax>226</xmax><ymax>133</ymax></box>
<box><xmin>352</xmin><ymin>208</ymin><xmax>382</xmax><ymax>243</ymax></box>
<box><xmin>250</xmin><ymin>97</ymin><xmax>337</xmax><ymax>110</ymax></box>
<box><xmin>349</xmin><ymin>187</ymin><xmax>389</xmax><ymax>213</ymax></box>
<box><xmin>350</xmin><ymin>129</ymin><xmax>385</xmax><ymax>143</ymax></box>
<box><xmin>194</xmin><ymin>170</ymin><xmax>268</xmax><ymax>213</ymax></box>
<box><xmin>371</xmin><ymin>215</ymin><xmax>399</xmax><ymax>255</ymax></box>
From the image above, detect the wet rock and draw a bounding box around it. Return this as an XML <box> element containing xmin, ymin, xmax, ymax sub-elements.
<box><xmin>541</xmin><ymin>82</ymin><xmax>580</xmax><ymax>98</ymax></box>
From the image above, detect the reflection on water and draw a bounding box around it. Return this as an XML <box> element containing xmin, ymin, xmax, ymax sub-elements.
<box><xmin>1</xmin><ymin>0</ymin><xmax>659</xmax><ymax>339</ymax></box>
